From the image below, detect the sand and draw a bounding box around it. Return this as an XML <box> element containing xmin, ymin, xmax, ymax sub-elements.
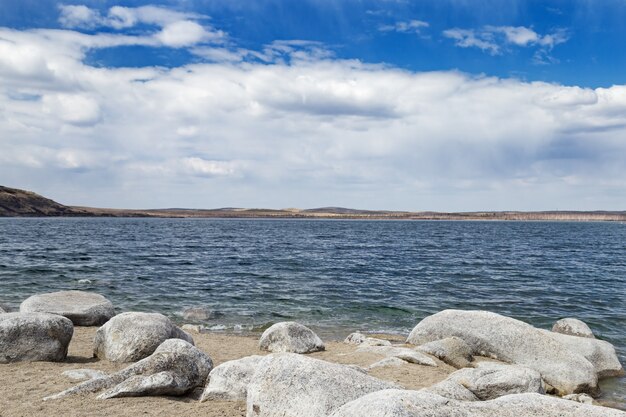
<box><xmin>0</xmin><ymin>328</ymin><xmax>454</xmax><ymax>417</ymax></box>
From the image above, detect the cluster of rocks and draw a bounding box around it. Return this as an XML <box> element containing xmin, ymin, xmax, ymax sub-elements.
<box><xmin>1</xmin><ymin>292</ymin><xmax>625</xmax><ymax>416</ymax></box>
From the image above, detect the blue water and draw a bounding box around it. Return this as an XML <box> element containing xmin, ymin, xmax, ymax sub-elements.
<box><xmin>0</xmin><ymin>218</ymin><xmax>624</xmax><ymax>405</ymax></box>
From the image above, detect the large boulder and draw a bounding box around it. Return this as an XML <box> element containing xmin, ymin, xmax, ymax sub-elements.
<box><xmin>417</xmin><ymin>336</ymin><xmax>474</xmax><ymax>368</ymax></box>
<box><xmin>46</xmin><ymin>339</ymin><xmax>213</xmax><ymax>400</ymax></box>
<box><xmin>246</xmin><ymin>353</ymin><xmax>397</xmax><ymax>417</ymax></box>
<box><xmin>552</xmin><ymin>318</ymin><xmax>595</xmax><ymax>339</ymax></box>
<box><xmin>541</xmin><ymin>330</ymin><xmax>624</xmax><ymax>378</ymax></box>
<box><xmin>200</xmin><ymin>355</ymin><xmax>264</xmax><ymax>402</ymax></box>
<box><xmin>406</xmin><ymin>310</ymin><xmax>599</xmax><ymax>395</ymax></box>
<box><xmin>94</xmin><ymin>312</ymin><xmax>194</xmax><ymax>363</ymax></box>
<box><xmin>0</xmin><ymin>312</ymin><xmax>73</xmax><ymax>363</ymax></box>
<box><xmin>259</xmin><ymin>322</ymin><xmax>325</xmax><ymax>354</ymax></box>
<box><xmin>20</xmin><ymin>291</ymin><xmax>115</xmax><ymax>326</ymax></box>
<box><xmin>330</xmin><ymin>390</ymin><xmax>626</xmax><ymax>417</ymax></box>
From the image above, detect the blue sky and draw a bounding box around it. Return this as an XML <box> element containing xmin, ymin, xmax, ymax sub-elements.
<box><xmin>1</xmin><ymin>1</ymin><xmax>625</xmax><ymax>210</ymax></box>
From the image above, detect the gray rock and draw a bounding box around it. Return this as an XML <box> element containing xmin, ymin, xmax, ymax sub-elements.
<box><xmin>246</xmin><ymin>353</ymin><xmax>397</xmax><ymax>417</ymax></box>
<box><xmin>45</xmin><ymin>338</ymin><xmax>212</xmax><ymax>400</ymax></box>
<box><xmin>357</xmin><ymin>345</ymin><xmax>437</xmax><ymax>367</ymax></box>
<box><xmin>0</xmin><ymin>312</ymin><xmax>73</xmax><ymax>363</ymax></box>
<box><xmin>344</xmin><ymin>332</ymin><xmax>391</xmax><ymax>347</ymax></box>
<box><xmin>424</xmin><ymin>379</ymin><xmax>479</xmax><ymax>401</ymax></box>
<box><xmin>94</xmin><ymin>312</ymin><xmax>194</xmax><ymax>363</ymax></box>
<box><xmin>259</xmin><ymin>322</ymin><xmax>325</xmax><ymax>354</ymax></box>
<box><xmin>63</xmin><ymin>369</ymin><xmax>107</xmax><ymax>381</ymax></box>
<box><xmin>445</xmin><ymin>362</ymin><xmax>545</xmax><ymax>400</ymax></box>
<box><xmin>182</xmin><ymin>306</ymin><xmax>217</xmax><ymax>321</ymax></box>
<box><xmin>367</xmin><ymin>357</ymin><xmax>406</xmax><ymax>370</ymax></box>
<box><xmin>330</xmin><ymin>390</ymin><xmax>626</xmax><ymax>417</ymax></box>
<box><xmin>542</xmin><ymin>329</ymin><xmax>624</xmax><ymax>378</ymax></box>
<box><xmin>20</xmin><ymin>291</ymin><xmax>115</xmax><ymax>326</ymax></box>
<box><xmin>406</xmin><ymin>310</ymin><xmax>599</xmax><ymax>395</ymax></box>
<box><xmin>182</xmin><ymin>324</ymin><xmax>205</xmax><ymax>333</ymax></box>
<box><xmin>0</xmin><ymin>306</ymin><xmax>6</xmax><ymax>313</ymax></box>
<box><xmin>418</xmin><ymin>337</ymin><xmax>474</xmax><ymax>368</ymax></box>
<box><xmin>200</xmin><ymin>355</ymin><xmax>264</xmax><ymax>402</ymax></box>
<box><xmin>563</xmin><ymin>393</ymin><xmax>594</xmax><ymax>405</ymax></box>
<box><xmin>552</xmin><ymin>318</ymin><xmax>595</xmax><ymax>339</ymax></box>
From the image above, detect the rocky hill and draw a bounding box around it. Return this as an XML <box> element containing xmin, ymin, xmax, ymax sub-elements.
<box><xmin>0</xmin><ymin>186</ymin><xmax>86</xmax><ymax>217</ymax></box>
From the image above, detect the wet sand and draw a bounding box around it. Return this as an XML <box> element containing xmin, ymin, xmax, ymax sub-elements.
<box><xmin>0</xmin><ymin>328</ymin><xmax>454</xmax><ymax>417</ymax></box>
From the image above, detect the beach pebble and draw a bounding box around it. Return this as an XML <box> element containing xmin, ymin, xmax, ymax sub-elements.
<box><xmin>344</xmin><ymin>332</ymin><xmax>391</xmax><ymax>347</ymax></box>
<box><xmin>330</xmin><ymin>390</ymin><xmax>626</xmax><ymax>417</ymax></box>
<box><xmin>0</xmin><ymin>312</ymin><xmax>73</xmax><ymax>363</ymax></box>
<box><xmin>94</xmin><ymin>312</ymin><xmax>194</xmax><ymax>363</ymax></box>
<box><xmin>259</xmin><ymin>321</ymin><xmax>325</xmax><ymax>354</ymax></box>
<box><xmin>46</xmin><ymin>338</ymin><xmax>213</xmax><ymax>400</ymax></box>
<box><xmin>406</xmin><ymin>310</ymin><xmax>601</xmax><ymax>395</ymax></box>
<box><xmin>63</xmin><ymin>369</ymin><xmax>107</xmax><ymax>381</ymax></box>
<box><xmin>247</xmin><ymin>353</ymin><xmax>397</xmax><ymax>417</ymax></box>
<box><xmin>552</xmin><ymin>318</ymin><xmax>595</xmax><ymax>339</ymax></box>
<box><xmin>357</xmin><ymin>345</ymin><xmax>437</xmax><ymax>367</ymax></box>
<box><xmin>20</xmin><ymin>290</ymin><xmax>115</xmax><ymax>326</ymax></box>
<box><xmin>200</xmin><ymin>355</ymin><xmax>264</xmax><ymax>402</ymax></box>
<box><xmin>417</xmin><ymin>336</ymin><xmax>473</xmax><ymax>368</ymax></box>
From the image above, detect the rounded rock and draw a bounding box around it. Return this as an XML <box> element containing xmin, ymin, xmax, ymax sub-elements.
<box><xmin>552</xmin><ymin>318</ymin><xmax>595</xmax><ymax>339</ymax></box>
<box><xmin>20</xmin><ymin>290</ymin><xmax>115</xmax><ymax>326</ymax></box>
<box><xmin>259</xmin><ymin>322</ymin><xmax>325</xmax><ymax>354</ymax></box>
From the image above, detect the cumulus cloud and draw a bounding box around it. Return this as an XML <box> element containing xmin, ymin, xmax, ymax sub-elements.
<box><xmin>444</xmin><ymin>25</ymin><xmax>569</xmax><ymax>58</ymax></box>
<box><xmin>379</xmin><ymin>20</ymin><xmax>429</xmax><ymax>34</ymax></box>
<box><xmin>0</xmin><ymin>7</ymin><xmax>624</xmax><ymax>210</ymax></box>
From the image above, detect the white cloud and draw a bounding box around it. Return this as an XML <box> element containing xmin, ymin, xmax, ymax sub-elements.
<box><xmin>443</xmin><ymin>28</ymin><xmax>500</xmax><ymax>54</ymax></box>
<box><xmin>379</xmin><ymin>20</ymin><xmax>429</xmax><ymax>34</ymax></box>
<box><xmin>42</xmin><ymin>93</ymin><xmax>101</xmax><ymax>126</ymax></box>
<box><xmin>155</xmin><ymin>21</ymin><xmax>212</xmax><ymax>47</ymax></box>
<box><xmin>58</xmin><ymin>5</ymin><xmax>101</xmax><ymax>29</ymax></box>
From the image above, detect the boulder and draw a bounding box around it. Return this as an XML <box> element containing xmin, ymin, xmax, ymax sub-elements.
<box><xmin>367</xmin><ymin>357</ymin><xmax>406</xmax><ymax>370</ymax></box>
<box><xmin>344</xmin><ymin>332</ymin><xmax>391</xmax><ymax>347</ymax></box>
<box><xmin>247</xmin><ymin>353</ymin><xmax>397</xmax><ymax>417</ymax></box>
<box><xmin>330</xmin><ymin>390</ymin><xmax>626</xmax><ymax>417</ymax></box>
<box><xmin>200</xmin><ymin>355</ymin><xmax>264</xmax><ymax>402</ymax></box>
<box><xmin>94</xmin><ymin>312</ymin><xmax>194</xmax><ymax>363</ymax></box>
<box><xmin>259</xmin><ymin>322</ymin><xmax>324</xmax><ymax>354</ymax></box>
<box><xmin>417</xmin><ymin>337</ymin><xmax>474</xmax><ymax>368</ymax></box>
<box><xmin>406</xmin><ymin>310</ymin><xmax>599</xmax><ymax>395</ymax></box>
<box><xmin>541</xmin><ymin>330</ymin><xmax>624</xmax><ymax>378</ymax></box>
<box><xmin>46</xmin><ymin>339</ymin><xmax>212</xmax><ymax>400</ymax></box>
<box><xmin>63</xmin><ymin>369</ymin><xmax>107</xmax><ymax>381</ymax></box>
<box><xmin>357</xmin><ymin>345</ymin><xmax>437</xmax><ymax>367</ymax></box>
<box><xmin>0</xmin><ymin>312</ymin><xmax>73</xmax><ymax>363</ymax></box>
<box><xmin>552</xmin><ymin>318</ymin><xmax>595</xmax><ymax>339</ymax></box>
<box><xmin>424</xmin><ymin>379</ymin><xmax>479</xmax><ymax>401</ymax></box>
<box><xmin>20</xmin><ymin>290</ymin><xmax>115</xmax><ymax>326</ymax></box>
<box><xmin>182</xmin><ymin>306</ymin><xmax>218</xmax><ymax>321</ymax></box>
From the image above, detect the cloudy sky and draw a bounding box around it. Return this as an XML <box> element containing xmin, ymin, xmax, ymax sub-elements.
<box><xmin>1</xmin><ymin>0</ymin><xmax>625</xmax><ymax>211</ymax></box>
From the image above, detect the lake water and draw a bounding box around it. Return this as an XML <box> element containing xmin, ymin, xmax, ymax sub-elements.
<box><xmin>0</xmin><ymin>218</ymin><xmax>624</xmax><ymax>406</ymax></box>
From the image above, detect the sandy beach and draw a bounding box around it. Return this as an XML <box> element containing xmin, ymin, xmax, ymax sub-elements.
<box><xmin>0</xmin><ymin>327</ymin><xmax>454</xmax><ymax>417</ymax></box>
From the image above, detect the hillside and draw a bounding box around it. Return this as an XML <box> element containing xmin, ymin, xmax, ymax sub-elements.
<box><xmin>0</xmin><ymin>186</ymin><xmax>86</xmax><ymax>217</ymax></box>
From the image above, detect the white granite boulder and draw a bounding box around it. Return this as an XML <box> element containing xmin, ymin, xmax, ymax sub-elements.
<box><xmin>552</xmin><ymin>318</ymin><xmax>595</xmax><ymax>339</ymax></box>
<box><xmin>200</xmin><ymin>355</ymin><xmax>264</xmax><ymax>402</ymax></box>
<box><xmin>46</xmin><ymin>339</ymin><xmax>212</xmax><ymax>400</ymax></box>
<box><xmin>20</xmin><ymin>291</ymin><xmax>115</xmax><ymax>326</ymax></box>
<box><xmin>357</xmin><ymin>345</ymin><xmax>437</xmax><ymax>367</ymax></box>
<box><xmin>259</xmin><ymin>322</ymin><xmax>325</xmax><ymax>354</ymax></box>
<box><xmin>344</xmin><ymin>332</ymin><xmax>391</xmax><ymax>347</ymax></box>
<box><xmin>246</xmin><ymin>353</ymin><xmax>397</xmax><ymax>417</ymax></box>
<box><xmin>0</xmin><ymin>312</ymin><xmax>73</xmax><ymax>363</ymax></box>
<box><xmin>417</xmin><ymin>336</ymin><xmax>474</xmax><ymax>368</ymax></box>
<box><xmin>406</xmin><ymin>310</ymin><xmax>600</xmax><ymax>395</ymax></box>
<box><xmin>330</xmin><ymin>390</ymin><xmax>626</xmax><ymax>417</ymax></box>
<box><xmin>94</xmin><ymin>312</ymin><xmax>194</xmax><ymax>363</ymax></box>
<box><xmin>62</xmin><ymin>369</ymin><xmax>107</xmax><ymax>381</ymax></box>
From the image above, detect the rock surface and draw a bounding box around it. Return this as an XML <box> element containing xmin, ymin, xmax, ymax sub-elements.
<box><xmin>94</xmin><ymin>312</ymin><xmax>194</xmax><ymax>362</ymax></box>
<box><xmin>552</xmin><ymin>318</ymin><xmax>595</xmax><ymax>339</ymax></box>
<box><xmin>200</xmin><ymin>355</ymin><xmax>264</xmax><ymax>402</ymax></box>
<box><xmin>357</xmin><ymin>345</ymin><xmax>437</xmax><ymax>367</ymax></box>
<box><xmin>20</xmin><ymin>291</ymin><xmax>115</xmax><ymax>326</ymax></box>
<box><xmin>406</xmin><ymin>310</ymin><xmax>600</xmax><ymax>394</ymax></box>
<box><xmin>417</xmin><ymin>337</ymin><xmax>474</xmax><ymax>368</ymax></box>
<box><xmin>259</xmin><ymin>322</ymin><xmax>325</xmax><ymax>354</ymax></box>
<box><xmin>0</xmin><ymin>312</ymin><xmax>73</xmax><ymax>363</ymax></box>
<box><xmin>367</xmin><ymin>357</ymin><xmax>406</xmax><ymax>370</ymax></box>
<box><xmin>330</xmin><ymin>390</ymin><xmax>626</xmax><ymax>417</ymax></box>
<box><xmin>246</xmin><ymin>353</ymin><xmax>396</xmax><ymax>417</ymax></box>
<box><xmin>46</xmin><ymin>339</ymin><xmax>212</xmax><ymax>400</ymax></box>
<box><xmin>182</xmin><ymin>306</ymin><xmax>217</xmax><ymax>321</ymax></box>
<box><xmin>63</xmin><ymin>369</ymin><xmax>107</xmax><ymax>381</ymax></box>
<box><xmin>344</xmin><ymin>332</ymin><xmax>391</xmax><ymax>347</ymax></box>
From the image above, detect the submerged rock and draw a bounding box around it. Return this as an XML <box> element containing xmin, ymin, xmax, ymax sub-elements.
<box><xmin>94</xmin><ymin>312</ymin><xmax>194</xmax><ymax>363</ymax></box>
<box><xmin>20</xmin><ymin>290</ymin><xmax>115</xmax><ymax>326</ymax></box>
<box><xmin>182</xmin><ymin>306</ymin><xmax>219</xmax><ymax>321</ymax></box>
<box><xmin>330</xmin><ymin>390</ymin><xmax>626</xmax><ymax>417</ymax></box>
<box><xmin>0</xmin><ymin>312</ymin><xmax>73</xmax><ymax>363</ymax></box>
<box><xmin>259</xmin><ymin>322</ymin><xmax>325</xmax><ymax>354</ymax></box>
<box><xmin>247</xmin><ymin>353</ymin><xmax>396</xmax><ymax>417</ymax></box>
<box><xmin>200</xmin><ymin>355</ymin><xmax>264</xmax><ymax>402</ymax></box>
<box><xmin>46</xmin><ymin>339</ymin><xmax>212</xmax><ymax>400</ymax></box>
<box><xmin>552</xmin><ymin>318</ymin><xmax>595</xmax><ymax>339</ymax></box>
<box><xmin>417</xmin><ymin>336</ymin><xmax>474</xmax><ymax>368</ymax></box>
<box><xmin>406</xmin><ymin>310</ymin><xmax>600</xmax><ymax>395</ymax></box>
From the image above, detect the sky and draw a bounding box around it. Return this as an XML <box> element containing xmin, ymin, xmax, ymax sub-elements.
<box><xmin>1</xmin><ymin>0</ymin><xmax>625</xmax><ymax>211</ymax></box>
